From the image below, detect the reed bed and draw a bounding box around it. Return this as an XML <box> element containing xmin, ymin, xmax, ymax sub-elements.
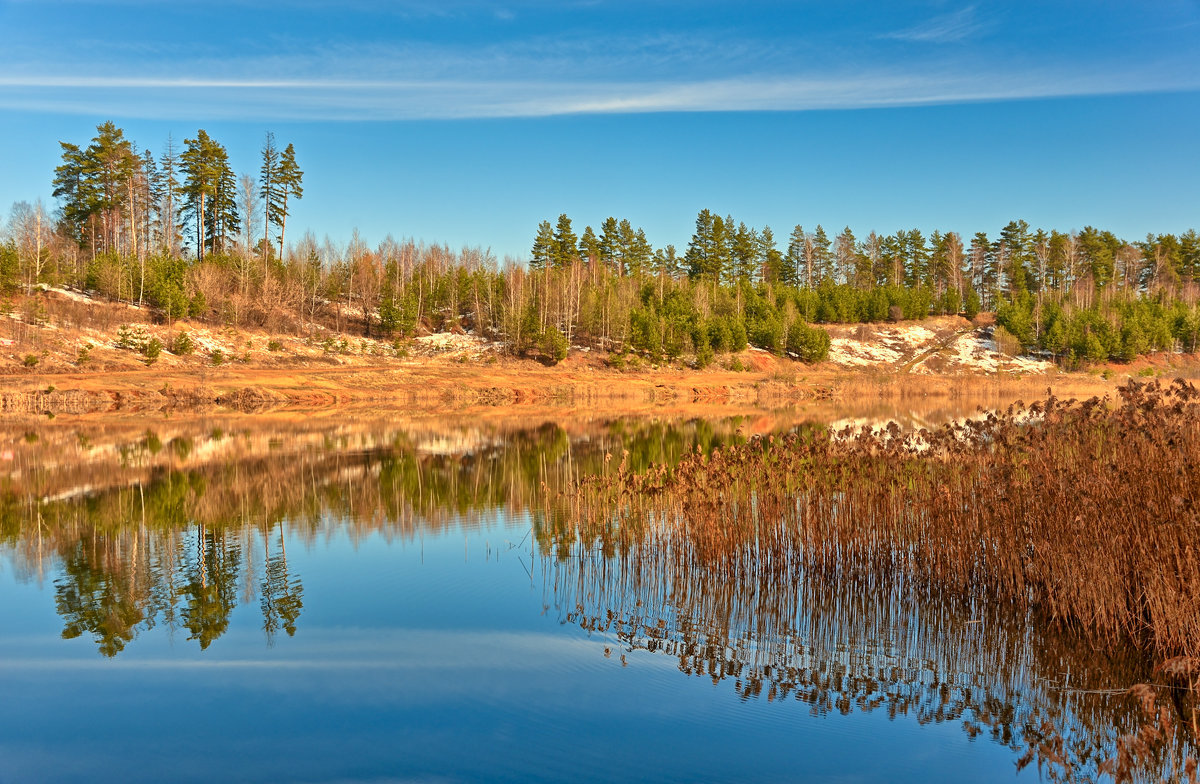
<box><xmin>537</xmin><ymin>535</ymin><xmax>1190</xmax><ymax>782</ymax></box>
<box><xmin>549</xmin><ymin>378</ymin><xmax>1200</xmax><ymax>780</ymax></box>
<box><xmin>563</xmin><ymin>378</ymin><xmax>1200</xmax><ymax>659</ymax></box>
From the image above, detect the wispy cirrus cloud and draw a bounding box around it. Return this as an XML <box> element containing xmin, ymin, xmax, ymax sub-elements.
<box><xmin>0</xmin><ymin>15</ymin><xmax>1196</xmax><ymax>121</ymax></box>
<box><xmin>0</xmin><ymin>61</ymin><xmax>1195</xmax><ymax>121</ymax></box>
<box><xmin>0</xmin><ymin>31</ymin><xmax>791</xmax><ymax>86</ymax></box>
<box><xmin>880</xmin><ymin>6</ymin><xmax>986</xmax><ymax>44</ymax></box>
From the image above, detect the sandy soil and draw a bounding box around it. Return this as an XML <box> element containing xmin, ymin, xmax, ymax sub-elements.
<box><xmin>1</xmin><ymin>289</ymin><xmax>1192</xmax><ymax>424</ymax></box>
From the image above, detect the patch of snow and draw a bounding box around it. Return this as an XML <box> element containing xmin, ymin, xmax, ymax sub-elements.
<box><xmin>883</xmin><ymin>325</ymin><xmax>937</xmax><ymax>348</ymax></box>
<box><xmin>919</xmin><ymin>331</ymin><xmax>1053</xmax><ymax>374</ymax></box>
<box><xmin>414</xmin><ymin>333</ymin><xmax>484</xmax><ymax>349</ymax></box>
<box><xmin>827</xmin><ymin>323</ymin><xmax>1053</xmax><ymax>374</ymax></box>
<box><xmin>42</xmin><ymin>484</ymin><xmax>99</xmax><ymax>503</ymax></box>
<box><xmin>46</xmin><ymin>286</ymin><xmax>95</xmax><ymax>304</ymax></box>
<box><xmin>179</xmin><ymin>329</ymin><xmax>234</xmax><ymax>355</ymax></box>
<box><xmin>414</xmin><ymin>431</ymin><xmax>501</xmax><ymax>456</ymax></box>
<box><xmin>827</xmin><ymin>338</ymin><xmax>904</xmax><ymax>367</ymax></box>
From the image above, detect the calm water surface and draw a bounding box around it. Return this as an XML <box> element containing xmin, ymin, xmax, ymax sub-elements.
<box><xmin>0</xmin><ymin>411</ymin><xmax>1178</xmax><ymax>782</ymax></box>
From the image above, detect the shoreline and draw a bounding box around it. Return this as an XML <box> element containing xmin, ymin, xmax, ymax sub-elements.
<box><xmin>5</xmin><ymin>291</ymin><xmax>1194</xmax><ymax>421</ymax></box>
<box><xmin>1</xmin><ymin>355</ymin><xmax>1152</xmax><ymax>422</ymax></box>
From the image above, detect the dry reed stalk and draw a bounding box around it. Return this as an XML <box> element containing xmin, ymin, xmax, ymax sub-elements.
<box><xmin>564</xmin><ymin>379</ymin><xmax>1200</xmax><ymax>658</ymax></box>
<box><xmin>546</xmin><ymin>382</ymin><xmax>1200</xmax><ymax>782</ymax></box>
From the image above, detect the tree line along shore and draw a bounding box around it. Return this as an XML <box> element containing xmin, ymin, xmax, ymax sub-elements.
<box><xmin>3</xmin><ymin>122</ymin><xmax>1199</xmax><ymax>371</ymax></box>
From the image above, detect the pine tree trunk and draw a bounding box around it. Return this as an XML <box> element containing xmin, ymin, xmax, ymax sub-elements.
<box><xmin>278</xmin><ymin>194</ymin><xmax>288</xmax><ymax>264</ymax></box>
<box><xmin>263</xmin><ymin>181</ymin><xmax>271</xmax><ymax>277</ymax></box>
<box><xmin>198</xmin><ymin>192</ymin><xmax>206</xmax><ymax>263</ymax></box>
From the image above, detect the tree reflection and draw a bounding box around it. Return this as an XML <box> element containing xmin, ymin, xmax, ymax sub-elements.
<box><xmin>260</xmin><ymin>523</ymin><xmax>302</xmax><ymax>645</ymax></box>
<box><xmin>55</xmin><ymin>538</ymin><xmax>146</xmax><ymax>657</ymax></box>
<box><xmin>182</xmin><ymin>524</ymin><xmax>240</xmax><ymax>650</ymax></box>
<box><xmin>4</xmin><ymin>413</ymin><xmax>1191</xmax><ymax>780</ymax></box>
<box><xmin>7</xmin><ymin>416</ymin><xmax>755</xmax><ymax>656</ymax></box>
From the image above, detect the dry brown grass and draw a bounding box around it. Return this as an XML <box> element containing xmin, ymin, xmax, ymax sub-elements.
<box><xmin>552</xmin><ymin>378</ymin><xmax>1200</xmax><ymax>780</ymax></box>
<box><xmin>567</xmin><ymin>378</ymin><xmax>1200</xmax><ymax>658</ymax></box>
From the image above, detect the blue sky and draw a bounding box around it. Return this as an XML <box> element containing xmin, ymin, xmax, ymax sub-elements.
<box><xmin>1</xmin><ymin>0</ymin><xmax>1198</xmax><ymax>260</ymax></box>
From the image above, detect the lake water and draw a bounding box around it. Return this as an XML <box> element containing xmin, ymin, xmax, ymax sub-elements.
<box><xmin>0</xmin><ymin>410</ymin><xmax>1185</xmax><ymax>782</ymax></box>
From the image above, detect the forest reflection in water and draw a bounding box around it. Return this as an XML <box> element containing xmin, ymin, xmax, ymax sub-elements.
<box><xmin>1</xmin><ymin>414</ymin><xmax>784</xmax><ymax>656</ymax></box>
<box><xmin>0</xmin><ymin>408</ymin><xmax>1190</xmax><ymax>781</ymax></box>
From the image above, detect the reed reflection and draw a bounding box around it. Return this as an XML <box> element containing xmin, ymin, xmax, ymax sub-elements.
<box><xmin>537</xmin><ymin>381</ymin><xmax>1200</xmax><ymax>782</ymax></box>
<box><xmin>536</xmin><ymin>524</ymin><xmax>1190</xmax><ymax>781</ymax></box>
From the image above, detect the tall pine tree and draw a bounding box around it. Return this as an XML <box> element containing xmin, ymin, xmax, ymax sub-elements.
<box><xmin>551</xmin><ymin>214</ymin><xmax>577</xmax><ymax>269</ymax></box>
<box><xmin>259</xmin><ymin>132</ymin><xmax>280</xmax><ymax>268</ymax></box>
<box><xmin>685</xmin><ymin>209</ymin><xmax>720</xmax><ymax>282</ymax></box>
<box><xmin>274</xmin><ymin>143</ymin><xmax>303</xmax><ymax>262</ymax></box>
<box><xmin>530</xmin><ymin>220</ymin><xmax>554</xmax><ymax>270</ymax></box>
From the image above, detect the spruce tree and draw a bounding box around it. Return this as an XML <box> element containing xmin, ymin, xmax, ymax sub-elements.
<box><xmin>685</xmin><ymin>209</ymin><xmax>718</xmax><ymax>281</ymax></box>
<box><xmin>208</xmin><ymin>150</ymin><xmax>239</xmax><ymax>255</ymax></box>
<box><xmin>158</xmin><ymin>135</ymin><xmax>181</xmax><ymax>255</ymax></box>
<box><xmin>712</xmin><ymin>215</ymin><xmax>730</xmax><ymax>283</ymax></box>
<box><xmin>904</xmin><ymin>229</ymin><xmax>928</xmax><ymax>288</ymax></box>
<box><xmin>628</xmin><ymin>227</ymin><xmax>653</xmax><ymax>277</ymax></box>
<box><xmin>758</xmin><ymin>226</ymin><xmax>784</xmax><ymax>284</ymax></box>
<box><xmin>530</xmin><ymin>220</ymin><xmax>554</xmax><ymax>270</ymax></box>
<box><xmin>785</xmin><ymin>225</ymin><xmax>806</xmax><ymax>287</ymax></box>
<box><xmin>998</xmin><ymin>219</ymin><xmax>1032</xmax><ymax>298</ymax></box>
<box><xmin>969</xmin><ymin>232</ymin><xmax>993</xmax><ymax>307</ymax></box>
<box><xmin>578</xmin><ymin>226</ymin><xmax>601</xmax><ymax>263</ymax></box>
<box><xmin>617</xmin><ymin>219</ymin><xmax>636</xmax><ymax>275</ymax></box>
<box><xmin>1047</xmin><ymin>230</ymin><xmax>1071</xmax><ymax>292</ymax></box>
<box><xmin>731</xmin><ymin>222</ymin><xmax>757</xmax><ymax>283</ymax></box>
<box><xmin>1032</xmin><ymin>228</ymin><xmax>1051</xmax><ymax>293</ymax></box>
<box><xmin>721</xmin><ymin>214</ymin><xmax>738</xmax><ymax>284</ymax></box>
<box><xmin>140</xmin><ymin>148</ymin><xmax>159</xmax><ymax>250</ymax></box>
<box><xmin>928</xmin><ymin>230</ymin><xmax>951</xmax><ymax>295</ymax></box>
<box><xmin>812</xmin><ymin>225</ymin><xmax>831</xmax><ymax>282</ymax></box>
<box><xmin>1078</xmin><ymin>226</ymin><xmax>1117</xmax><ymax>292</ymax></box>
<box><xmin>1180</xmin><ymin>229</ymin><xmax>1200</xmax><ymax>285</ymax></box>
